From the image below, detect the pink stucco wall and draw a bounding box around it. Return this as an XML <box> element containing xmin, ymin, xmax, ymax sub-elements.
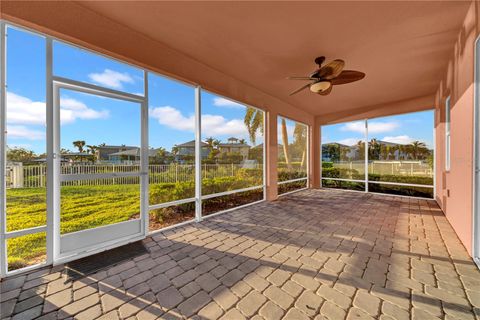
<box><xmin>435</xmin><ymin>1</ymin><xmax>479</xmax><ymax>256</ymax></box>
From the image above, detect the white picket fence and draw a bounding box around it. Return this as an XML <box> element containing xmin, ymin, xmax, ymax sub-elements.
<box><xmin>331</xmin><ymin>160</ymin><xmax>433</xmax><ymax>177</ymax></box>
<box><xmin>6</xmin><ymin>163</ymin><xmax>261</xmax><ymax>188</ymax></box>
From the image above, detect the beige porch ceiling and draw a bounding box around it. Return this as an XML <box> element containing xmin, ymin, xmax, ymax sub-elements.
<box><xmin>0</xmin><ymin>1</ymin><xmax>472</xmax><ymax>120</ymax></box>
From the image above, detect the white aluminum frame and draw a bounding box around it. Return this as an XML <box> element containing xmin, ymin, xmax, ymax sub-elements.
<box><xmin>201</xmin><ymin>185</ymin><xmax>264</xmax><ymax>200</ymax></box>
<box><xmin>195</xmin><ymin>86</ymin><xmax>202</xmax><ymax>222</ymax></box>
<box><xmin>472</xmin><ymin>35</ymin><xmax>480</xmax><ymax>269</ymax></box>
<box><xmin>52</xmin><ymin>78</ymin><xmax>148</xmax><ymax>262</ymax></box>
<box><xmin>320</xmin><ymin>114</ymin><xmax>436</xmax><ymax>200</ymax></box>
<box><xmin>0</xmin><ymin>21</ymin><xmax>6</xmax><ymax>278</ymax></box>
<box><xmin>146</xmin><ymin>73</ymin><xmax>197</xmax><ymax>232</ymax></box>
<box><xmin>195</xmin><ymin>88</ymin><xmax>267</xmax><ymax>213</ymax></box>
<box><xmin>365</xmin><ymin>119</ymin><xmax>369</xmax><ymax>193</ymax></box>
<box><xmin>1</xmin><ymin>23</ymin><xmax>51</xmax><ymax>277</ymax></box>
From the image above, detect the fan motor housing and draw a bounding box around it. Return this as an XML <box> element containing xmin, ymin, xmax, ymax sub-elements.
<box><xmin>310</xmin><ymin>81</ymin><xmax>331</xmax><ymax>93</ymax></box>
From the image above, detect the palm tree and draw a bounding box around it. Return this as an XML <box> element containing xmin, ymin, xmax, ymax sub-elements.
<box><xmin>293</xmin><ymin>123</ymin><xmax>307</xmax><ymax>167</ymax></box>
<box><xmin>171</xmin><ymin>145</ymin><xmax>179</xmax><ymax>156</ymax></box>
<box><xmin>410</xmin><ymin>141</ymin><xmax>427</xmax><ymax>159</ymax></box>
<box><xmin>86</xmin><ymin>144</ymin><xmax>97</xmax><ymax>154</ymax></box>
<box><xmin>205</xmin><ymin>137</ymin><xmax>215</xmax><ymax>150</ymax></box>
<box><xmin>205</xmin><ymin>137</ymin><xmax>220</xmax><ymax>150</ymax></box>
<box><xmin>244</xmin><ymin>107</ymin><xmax>263</xmax><ymax>145</ymax></box>
<box><xmin>156</xmin><ymin>147</ymin><xmax>167</xmax><ymax>158</ymax></box>
<box><xmin>239</xmin><ymin>138</ymin><xmax>247</xmax><ymax>145</ymax></box>
<box><xmin>368</xmin><ymin>138</ymin><xmax>381</xmax><ymax>160</ymax></box>
<box><xmin>243</xmin><ymin>108</ymin><xmax>292</xmax><ymax>168</ymax></box>
<box><xmin>72</xmin><ymin>140</ymin><xmax>86</xmax><ymax>153</ymax></box>
<box><xmin>356</xmin><ymin>140</ymin><xmax>365</xmax><ymax>159</ymax></box>
<box><xmin>280</xmin><ymin>118</ymin><xmax>291</xmax><ymax>168</ymax></box>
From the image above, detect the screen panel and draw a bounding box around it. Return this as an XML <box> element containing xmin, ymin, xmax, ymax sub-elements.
<box><xmin>5</xmin><ymin>26</ymin><xmax>47</xmax><ymax>232</ymax></box>
<box><xmin>367</xmin><ymin>111</ymin><xmax>434</xmax><ymax>197</ymax></box>
<box><xmin>321</xmin><ymin>120</ymin><xmax>365</xmax><ymax>192</ymax></box>
<box><xmin>200</xmin><ymin>91</ymin><xmax>264</xmax><ymax>197</ymax></box>
<box><xmin>147</xmin><ymin>74</ymin><xmax>198</xmax><ymax>231</ymax></box>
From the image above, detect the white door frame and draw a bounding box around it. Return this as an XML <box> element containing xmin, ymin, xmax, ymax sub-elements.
<box><xmin>473</xmin><ymin>36</ymin><xmax>480</xmax><ymax>268</ymax></box>
<box><xmin>51</xmin><ymin>77</ymin><xmax>148</xmax><ymax>264</ymax></box>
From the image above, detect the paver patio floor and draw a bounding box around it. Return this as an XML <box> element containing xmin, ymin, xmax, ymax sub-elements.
<box><xmin>1</xmin><ymin>189</ymin><xmax>479</xmax><ymax>319</ymax></box>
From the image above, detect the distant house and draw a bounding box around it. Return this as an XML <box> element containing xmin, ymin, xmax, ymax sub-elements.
<box><xmin>62</xmin><ymin>152</ymin><xmax>93</xmax><ymax>163</ymax></box>
<box><xmin>217</xmin><ymin>137</ymin><xmax>250</xmax><ymax>160</ymax></box>
<box><xmin>175</xmin><ymin>140</ymin><xmax>210</xmax><ymax>159</ymax></box>
<box><xmin>96</xmin><ymin>145</ymin><xmax>138</xmax><ymax>162</ymax></box>
<box><xmin>108</xmin><ymin>148</ymin><xmax>163</xmax><ymax>163</ymax></box>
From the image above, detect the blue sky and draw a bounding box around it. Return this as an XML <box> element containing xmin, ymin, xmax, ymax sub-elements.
<box><xmin>322</xmin><ymin>110</ymin><xmax>434</xmax><ymax>149</ymax></box>
<box><xmin>5</xmin><ymin>26</ymin><xmax>264</xmax><ymax>154</ymax></box>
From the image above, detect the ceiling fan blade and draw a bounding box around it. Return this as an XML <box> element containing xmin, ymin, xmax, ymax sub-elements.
<box><xmin>289</xmin><ymin>83</ymin><xmax>311</xmax><ymax>96</ymax></box>
<box><xmin>318</xmin><ymin>59</ymin><xmax>345</xmax><ymax>80</ymax></box>
<box><xmin>318</xmin><ymin>84</ymin><xmax>333</xmax><ymax>95</ymax></box>
<box><xmin>287</xmin><ymin>76</ymin><xmax>316</xmax><ymax>80</ymax></box>
<box><xmin>331</xmin><ymin>70</ymin><xmax>366</xmax><ymax>85</ymax></box>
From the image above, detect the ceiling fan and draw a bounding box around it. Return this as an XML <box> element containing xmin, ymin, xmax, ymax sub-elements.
<box><xmin>287</xmin><ymin>56</ymin><xmax>365</xmax><ymax>96</ymax></box>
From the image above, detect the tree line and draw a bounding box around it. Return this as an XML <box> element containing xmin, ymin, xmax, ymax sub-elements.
<box><xmin>322</xmin><ymin>139</ymin><xmax>432</xmax><ymax>162</ymax></box>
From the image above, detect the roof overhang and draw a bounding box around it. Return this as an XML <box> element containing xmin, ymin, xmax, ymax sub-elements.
<box><xmin>0</xmin><ymin>1</ymin><xmax>472</xmax><ymax>122</ymax></box>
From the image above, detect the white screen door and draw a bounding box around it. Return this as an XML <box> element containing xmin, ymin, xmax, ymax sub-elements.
<box><xmin>53</xmin><ymin>80</ymin><xmax>148</xmax><ymax>261</ymax></box>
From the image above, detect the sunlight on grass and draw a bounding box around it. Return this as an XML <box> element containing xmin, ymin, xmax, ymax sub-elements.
<box><xmin>60</xmin><ymin>184</ymin><xmax>140</xmax><ymax>234</ymax></box>
<box><xmin>6</xmin><ymin>187</ymin><xmax>47</xmax><ymax>232</ymax></box>
<box><xmin>6</xmin><ymin>173</ymin><xmax>269</xmax><ymax>270</ymax></box>
<box><xmin>7</xmin><ymin>232</ymin><xmax>46</xmax><ymax>271</ymax></box>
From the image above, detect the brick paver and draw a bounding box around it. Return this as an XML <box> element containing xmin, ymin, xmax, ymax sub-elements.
<box><xmin>1</xmin><ymin>189</ymin><xmax>479</xmax><ymax>319</ymax></box>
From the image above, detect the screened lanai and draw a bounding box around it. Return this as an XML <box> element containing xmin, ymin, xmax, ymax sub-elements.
<box><xmin>1</xmin><ymin>1</ymin><xmax>480</xmax><ymax>319</ymax></box>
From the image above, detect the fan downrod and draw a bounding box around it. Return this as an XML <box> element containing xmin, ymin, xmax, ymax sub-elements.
<box><xmin>314</xmin><ymin>56</ymin><xmax>326</xmax><ymax>66</ymax></box>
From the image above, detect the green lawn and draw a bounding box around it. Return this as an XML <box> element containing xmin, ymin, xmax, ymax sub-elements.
<box><xmin>6</xmin><ymin>184</ymin><xmax>141</xmax><ymax>270</ymax></box>
<box><xmin>5</xmin><ymin>174</ymin><xmax>264</xmax><ymax>270</ymax></box>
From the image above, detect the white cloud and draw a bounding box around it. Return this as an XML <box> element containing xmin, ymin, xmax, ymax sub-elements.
<box><xmin>341</xmin><ymin>121</ymin><xmax>399</xmax><ymax>134</ymax></box>
<box><xmin>203</xmin><ymin>115</ymin><xmax>247</xmax><ymax>136</ymax></box>
<box><xmin>382</xmin><ymin>135</ymin><xmax>415</xmax><ymax>145</ymax></box>
<box><xmin>7</xmin><ymin>125</ymin><xmax>44</xmax><ymax>140</ymax></box>
<box><xmin>6</xmin><ymin>92</ymin><xmax>46</xmax><ymax>125</ymax></box>
<box><xmin>149</xmin><ymin>106</ymin><xmax>248</xmax><ymax>137</ymax></box>
<box><xmin>149</xmin><ymin>106</ymin><xmax>194</xmax><ymax>131</ymax></box>
<box><xmin>88</xmin><ymin>69</ymin><xmax>134</xmax><ymax>89</ymax></box>
<box><xmin>369</xmin><ymin>121</ymin><xmax>399</xmax><ymax>134</ymax></box>
<box><xmin>213</xmin><ymin>97</ymin><xmax>243</xmax><ymax>109</ymax></box>
<box><xmin>60</xmin><ymin>97</ymin><xmax>109</xmax><ymax>124</ymax></box>
<box><xmin>6</xmin><ymin>92</ymin><xmax>109</xmax><ymax>125</ymax></box>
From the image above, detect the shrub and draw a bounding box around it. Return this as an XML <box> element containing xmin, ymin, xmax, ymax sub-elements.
<box><xmin>278</xmin><ymin>169</ymin><xmax>307</xmax><ymax>182</ymax></box>
<box><xmin>322</xmin><ymin>179</ymin><xmax>365</xmax><ymax>191</ymax></box>
<box><xmin>236</xmin><ymin>168</ymin><xmax>263</xmax><ymax>181</ymax></box>
<box><xmin>322</xmin><ymin>162</ymin><xmax>333</xmax><ymax>168</ymax></box>
<box><xmin>322</xmin><ymin>167</ymin><xmax>363</xmax><ymax>180</ymax></box>
<box><xmin>278</xmin><ymin>180</ymin><xmax>307</xmax><ymax>194</ymax></box>
<box><xmin>367</xmin><ymin>173</ymin><xmax>433</xmax><ymax>185</ymax></box>
<box><xmin>368</xmin><ymin>183</ymin><xmax>433</xmax><ymax>198</ymax></box>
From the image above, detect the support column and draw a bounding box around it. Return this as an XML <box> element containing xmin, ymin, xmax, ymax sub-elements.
<box><xmin>265</xmin><ymin>111</ymin><xmax>278</xmax><ymax>201</ymax></box>
<box><xmin>310</xmin><ymin>117</ymin><xmax>322</xmax><ymax>188</ymax></box>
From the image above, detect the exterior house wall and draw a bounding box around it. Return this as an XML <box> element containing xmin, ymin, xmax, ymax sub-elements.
<box><xmin>434</xmin><ymin>1</ymin><xmax>479</xmax><ymax>256</ymax></box>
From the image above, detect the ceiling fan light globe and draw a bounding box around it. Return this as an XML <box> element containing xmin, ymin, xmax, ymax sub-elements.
<box><xmin>310</xmin><ymin>81</ymin><xmax>331</xmax><ymax>93</ymax></box>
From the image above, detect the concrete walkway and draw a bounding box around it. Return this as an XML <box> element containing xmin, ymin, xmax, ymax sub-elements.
<box><xmin>1</xmin><ymin>189</ymin><xmax>479</xmax><ymax>319</ymax></box>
